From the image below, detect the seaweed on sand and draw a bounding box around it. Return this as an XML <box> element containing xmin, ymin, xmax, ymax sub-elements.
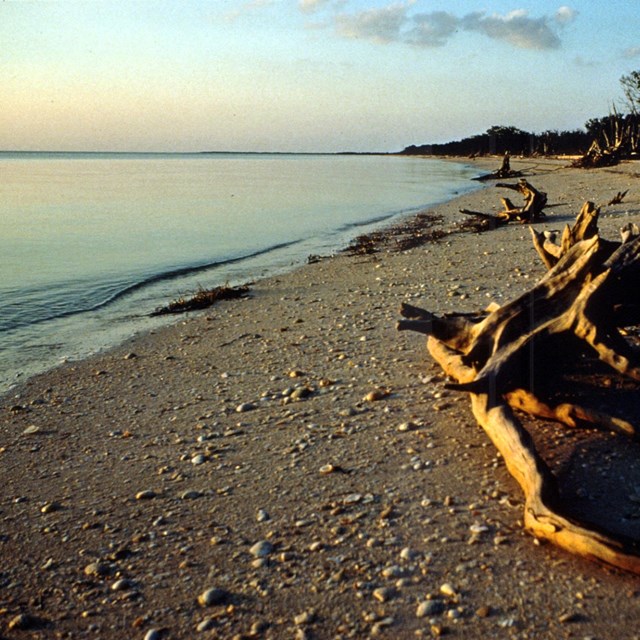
<box><xmin>342</xmin><ymin>212</ymin><xmax>447</xmax><ymax>255</ymax></box>
<box><xmin>342</xmin><ymin>231</ymin><xmax>387</xmax><ymax>255</ymax></box>
<box><xmin>151</xmin><ymin>284</ymin><xmax>250</xmax><ymax>316</ymax></box>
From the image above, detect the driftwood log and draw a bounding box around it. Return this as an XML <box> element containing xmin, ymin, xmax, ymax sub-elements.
<box><xmin>572</xmin><ymin>140</ymin><xmax>622</xmax><ymax>169</ymax></box>
<box><xmin>398</xmin><ymin>205</ymin><xmax>640</xmax><ymax>573</ymax></box>
<box><xmin>461</xmin><ymin>178</ymin><xmax>547</xmax><ymax>225</ymax></box>
<box><xmin>473</xmin><ymin>152</ymin><xmax>523</xmax><ymax>182</ymax></box>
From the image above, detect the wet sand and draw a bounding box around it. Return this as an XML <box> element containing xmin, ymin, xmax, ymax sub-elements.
<box><xmin>2</xmin><ymin>157</ymin><xmax>640</xmax><ymax>639</ymax></box>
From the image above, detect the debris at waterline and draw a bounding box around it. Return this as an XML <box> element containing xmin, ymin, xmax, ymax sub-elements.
<box><xmin>150</xmin><ymin>284</ymin><xmax>250</xmax><ymax>316</ymax></box>
<box><xmin>343</xmin><ymin>211</ymin><xmax>447</xmax><ymax>255</ymax></box>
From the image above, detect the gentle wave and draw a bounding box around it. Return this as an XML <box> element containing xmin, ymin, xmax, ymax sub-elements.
<box><xmin>2</xmin><ymin>206</ymin><xmax>420</xmax><ymax>335</ymax></box>
<box><xmin>0</xmin><ymin>240</ymin><xmax>302</xmax><ymax>333</ymax></box>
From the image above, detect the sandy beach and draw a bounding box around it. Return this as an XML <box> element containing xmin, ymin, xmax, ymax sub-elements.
<box><xmin>2</xmin><ymin>156</ymin><xmax>640</xmax><ymax>639</ymax></box>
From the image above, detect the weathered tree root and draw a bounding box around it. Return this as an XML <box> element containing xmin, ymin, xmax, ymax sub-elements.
<box><xmin>398</xmin><ymin>216</ymin><xmax>640</xmax><ymax>573</ymax></box>
<box><xmin>461</xmin><ymin>178</ymin><xmax>548</xmax><ymax>225</ymax></box>
<box><xmin>427</xmin><ymin>338</ymin><xmax>640</xmax><ymax>574</ymax></box>
<box><xmin>504</xmin><ymin>388</ymin><xmax>636</xmax><ymax>438</ymax></box>
<box><xmin>473</xmin><ymin>151</ymin><xmax>523</xmax><ymax>182</ymax></box>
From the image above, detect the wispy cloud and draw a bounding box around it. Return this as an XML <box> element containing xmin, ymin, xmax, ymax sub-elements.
<box><xmin>555</xmin><ymin>6</ymin><xmax>578</xmax><ymax>25</ymax></box>
<box><xmin>224</xmin><ymin>0</ymin><xmax>276</xmax><ymax>22</ymax></box>
<box><xmin>405</xmin><ymin>11</ymin><xmax>459</xmax><ymax>48</ymax></box>
<box><xmin>573</xmin><ymin>55</ymin><xmax>599</xmax><ymax>67</ymax></box>
<box><xmin>314</xmin><ymin>3</ymin><xmax>578</xmax><ymax>51</ymax></box>
<box><xmin>335</xmin><ymin>3</ymin><xmax>408</xmax><ymax>44</ymax></box>
<box><xmin>299</xmin><ymin>0</ymin><xmax>348</xmax><ymax>14</ymax></box>
<box><xmin>461</xmin><ymin>10</ymin><xmax>562</xmax><ymax>50</ymax></box>
<box><xmin>623</xmin><ymin>46</ymin><xmax>640</xmax><ymax>59</ymax></box>
<box><xmin>299</xmin><ymin>0</ymin><xmax>332</xmax><ymax>13</ymax></box>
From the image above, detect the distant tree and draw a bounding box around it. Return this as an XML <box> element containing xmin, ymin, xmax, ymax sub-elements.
<box><xmin>620</xmin><ymin>70</ymin><xmax>640</xmax><ymax>114</ymax></box>
<box><xmin>536</xmin><ymin>129</ymin><xmax>590</xmax><ymax>155</ymax></box>
<box><xmin>485</xmin><ymin>125</ymin><xmax>531</xmax><ymax>155</ymax></box>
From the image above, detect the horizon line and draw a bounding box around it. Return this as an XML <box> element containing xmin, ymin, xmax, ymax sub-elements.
<box><xmin>0</xmin><ymin>149</ymin><xmax>391</xmax><ymax>156</ymax></box>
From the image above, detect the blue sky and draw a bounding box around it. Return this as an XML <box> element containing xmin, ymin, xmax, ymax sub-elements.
<box><xmin>2</xmin><ymin>0</ymin><xmax>640</xmax><ymax>152</ymax></box>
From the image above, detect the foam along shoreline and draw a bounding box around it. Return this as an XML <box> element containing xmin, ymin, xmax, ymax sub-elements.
<box><xmin>2</xmin><ymin>157</ymin><xmax>640</xmax><ymax>638</ymax></box>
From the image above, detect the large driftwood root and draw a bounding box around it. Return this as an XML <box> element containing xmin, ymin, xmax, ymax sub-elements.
<box><xmin>398</xmin><ymin>210</ymin><xmax>640</xmax><ymax>573</ymax></box>
<box><xmin>530</xmin><ymin>201</ymin><xmax>621</xmax><ymax>269</ymax></box>
<box><xmin>427</xmin><ymin>338</ymin><xmax>640</xmax><ymax>573</ymax></box>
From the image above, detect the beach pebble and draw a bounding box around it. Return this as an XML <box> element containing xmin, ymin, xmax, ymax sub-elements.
<box><xmin>290</xmin><ymin>386</ymin><xmax>313</xmax><ymax>400</ymax></box>
<box><xmin>399</xmin><ymin>547</ymin><xmax>417</xmax><ymax>561</ymax></box>
<box><xmin>191</xmin><ymin>454</ymin><xmax>206</xmax><ymax>465</ymax></box>
<box><xmin>40</xmin><ymin>501</ymin><xmax>62</xmax><ymax>513</ymax></box>
<box><xmin>371</xmin><ymin>617</ymin><xmax>394</xmax><ymax>635</ymax></box>
<box><xmin>135</xmin><ymin>490</ymin><xmax>157</xmax><ymax>500</ymax></box>
<box><xmin>8</xmin><ymin>613</ymin><xmax>37</xmax><ymax>630</ymax></box>
<box><xmin>198</xmin><ymin>587</ymin><xmax>228</xmax><ymax>606</ymax></box>
<box><xmin>363</xmin><ymin>388</ymin><xmax>390</xmax><ymax>402</ymax></box>
<box><xmin>498</xmin><ymin>617</ymin><xmax>517</xmax><ymax>628</ymax></box>
<box><xmin>111</xmin><ymin>578</ymin><xmax>133</xmax><ymax>591</ymax></box>
<box><xmin>381</xmin><ymin>565</ymin><xmax>404</xmax><ymax>578</ymax></box>
<box><xmin>397</xmin><ymin>421</ymin><xmax>417</xmax><ymax>432</ymax></box>
<box><xmin>143</xmin><ymin>630</ymin><xmax>162</xmax><ymax>640</ymax></box>
<box><xmin>250</xmin><ymin>540</ymin><xmax>274</xmax><ymax>557</ymax></box>
<box><xmin>236</xmin><ymin>402</ymin><xmax>256</xmax><ymax>413</ymax></box>
<box><xmin>469</xmin><ymin>523</ymin><xmax>489</xmax><ymax>534</ymax></box>
<box><xmin>416</xmin><ymin>600</ymin><xmax>445</xmax><ymax>618</ymax></box>
<box><xmin>293</xmin><ymin>610</ymin><xmax>316</xmax><ymax>625</ymax></box>
<box><xmin>440</xmin><ymin>583</ymin><xmax>457</xmax><ymax>598</ymax></box>
<box><xmin>558</xmin><ymin>611</ymin><xmax>580</xmax><ymax>623</ymax></box>
<box><xmin>373</xmin><ymin>586</ymin><xmax>395</xmax><ymax>602</ymax></box>
<box><xmin>22</xmin><ymin>425</ymin><xmax>40</xmax><ymax>435</ymax></box>
<box><xmin>319</xmin><ymin>463</ymin><xmax>335</xmax><ymax>474</ymax></box>
<box><xmin>84</xmin><ymin>561</ymin><xmax>113</xmax><ymax>577</ymax></box>
<box><xmin>196</xmin><ymin>618</ymin><xmax>215</xmax><ymax>632</ymax></box>
<box><xmin>256</xmin><ymin>508</ymin><xmax>270</xmax><ymax>522</ymax></box>
<box><xmin>181</xmin><ymin>490</ymin><xmax>203</xmax><ymax>500</ymax></box>
<box><xmin>250</xmin><ymin>621</ymin><xmax>270</xmax><ymax>635</ymax></box>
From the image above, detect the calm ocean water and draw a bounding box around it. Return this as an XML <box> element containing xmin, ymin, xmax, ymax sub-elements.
<box><xmin>1</xmin><ymin>152</ymin><xmax>481</xmax><ymax>395</ymax></box>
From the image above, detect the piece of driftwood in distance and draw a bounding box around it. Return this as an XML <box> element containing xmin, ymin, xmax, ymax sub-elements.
<box><xmin>397</xmin><ymin>221</ymin><xmax>640</xmax><ymax>573</ymax></box>
<box><xmin>572</xmin><ymin>139</ymin><xmax>622</xmax><ymax>169</ymax></box>
<box><xmin>461</xmin><ymin>178</ymin><xmax>548</xmax><ymax>225</ymax></box>
<box><xmin>608</xmin><ymin>189</ymin><xmax>629</xmax><ymax>206</ymax></box>
<box><xmin>151</xmin><ymin>284</ymin><xmax>250</xmax><ymax>316</ymax></box>
<box><xmin>473</xmin><ymin>152</ymin><xmax>524</xmax><ymax>182</ymax></box>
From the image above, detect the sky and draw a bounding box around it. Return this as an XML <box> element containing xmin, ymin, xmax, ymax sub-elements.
<box><xmin>2</xmin><ymin>0</ymin><xmax>640</xmax><ymax>153</ymax></box>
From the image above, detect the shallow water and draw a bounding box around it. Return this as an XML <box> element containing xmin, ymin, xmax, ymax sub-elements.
<box><xmin>0</xmin><ymin>152</ymin><xmax>481</xmax><ymax>394</ymax></box>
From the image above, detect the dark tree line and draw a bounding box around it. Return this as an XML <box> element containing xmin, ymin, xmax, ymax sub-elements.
<box><xmin>402</xmin><ymin>71</ymin><xmax>640</xmax><ymax>162</ymax></box>
<box><xmin>401</xmin><ymin>125</ymin><xmax>593</xmax><ymax>157</ymax></box>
